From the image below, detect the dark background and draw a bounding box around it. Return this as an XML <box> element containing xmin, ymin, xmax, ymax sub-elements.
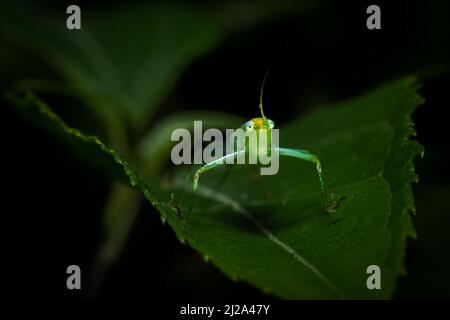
<box><xmin>1</xmin><ymin>0</ymin><xmax>449</xmax><ymax>299</ymax></box>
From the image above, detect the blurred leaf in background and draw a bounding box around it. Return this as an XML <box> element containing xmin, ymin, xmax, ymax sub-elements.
<box><xmin>1</xmin><ymin>3</ymin><xmax>224</xmax><ymax>150</ymax></box>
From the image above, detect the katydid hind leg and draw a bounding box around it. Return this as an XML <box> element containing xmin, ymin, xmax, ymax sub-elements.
<box><xmin>276</xmin><ymin>147</ymin><xmax>331</xmax><ymax>211</ymax></box>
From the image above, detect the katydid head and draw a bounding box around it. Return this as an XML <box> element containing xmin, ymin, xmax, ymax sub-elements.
<box><xmin>241</xmin><ymin>118</ymin><xmax>275</xmax><ymax>132</ymax></box>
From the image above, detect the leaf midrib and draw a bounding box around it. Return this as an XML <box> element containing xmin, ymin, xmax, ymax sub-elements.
<box><xmin>190</xmin><ymin>181</ymin><xmax>347</xmax><ymax>298</ymax></box>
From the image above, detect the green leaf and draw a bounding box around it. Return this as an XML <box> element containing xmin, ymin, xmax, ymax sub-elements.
<box><xmin>168</xmin><ymin>77</ymin><xmax>424</xmax><ymax>299</ymax></box>
<box><xmin>5</xmin><ymin>92</ymin><xmax>164</xmax><ymax>213</ymax></box>
<box><xmin>1</xmin><ymin>4</ymin><xmax>222</xmax><ymax>131</ymax></box>
<box><xmin>5</xmin><ymin>78</ymin><xmax>423</xmax><ymax>299</ymax></box>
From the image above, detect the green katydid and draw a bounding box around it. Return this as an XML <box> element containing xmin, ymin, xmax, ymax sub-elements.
<box><xmin>191</xmin><ymin>72</ymin><xmax>337</xmax><ymax>213</ymax></box>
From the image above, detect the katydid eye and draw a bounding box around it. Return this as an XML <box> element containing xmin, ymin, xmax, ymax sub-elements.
<box><xmin>268</xmin><ymin>119</ymin><xmax>275</xmax><ymax>129</ymax></box>
<box><xmin>246</xmin><ymin>121</ymin><xmax>253</xmax><ymax>130</ymax></box>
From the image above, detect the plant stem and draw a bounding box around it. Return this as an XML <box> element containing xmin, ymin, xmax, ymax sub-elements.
<box><xmin>87</xmin><ymin>182</ymin><xmax>143</xmax><ymax>297</ymax></box>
